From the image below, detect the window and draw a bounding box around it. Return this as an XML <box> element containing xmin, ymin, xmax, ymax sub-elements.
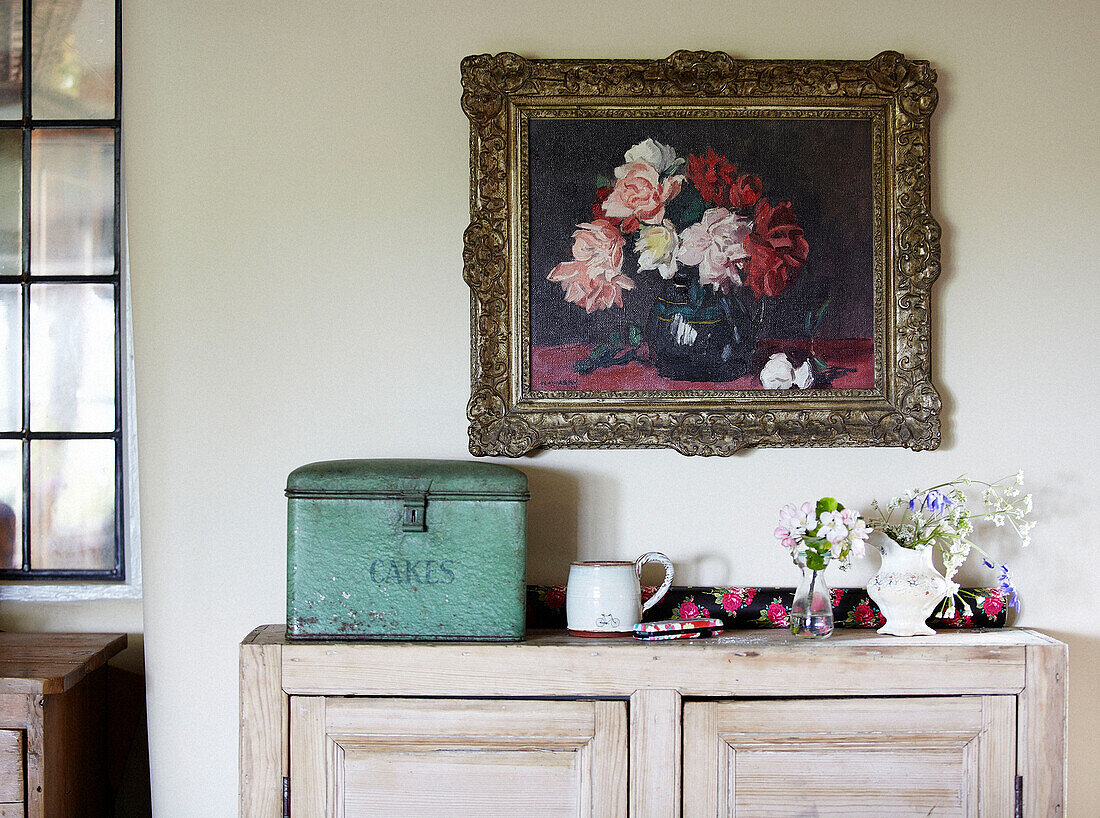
<box><xmin>0</xmin><ymin>0</ymin><xmax>126</xmax><ymax>582</ymax></box>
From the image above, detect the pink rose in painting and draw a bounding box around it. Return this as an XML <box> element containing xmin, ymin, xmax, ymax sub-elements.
<box><xmin>548</xmin><ymin>220</ymin><xmax>634</xmax><ymax>313</ymax></box>
<box><xmin>765</xmin><ymin>602</ymin><xmax>788</xmax><ymax>626</ymax></box>
<box><xmin>592</xmin><ymin>187</ymin><xmax>640</xmax><ymax>233</ymax></box>
<box><xmin>743</xmin><ymin>588</ymin><xmax>757</xmax><ymax>606</ymax></box>
<box><xmin>677</xmin><ymin>599</ymin><xmax>701</xmax><ymax>619</ymax></box>
<box><xmin>831</xmin><ymin>588</ymin><xmax>845</xmax><ymax>607</ymax></box>
<box><xmin>982</xmin><ymin>591</ymin><xmax>1004</xmax><ymax>616</ymax></box>
<box><xmin>853</xmin><ymin>603</ymin><xmax>877</xmax><ymax>627</ymax></box>
<box><xmin>602</xmin><ymin>161</ymin><xmax>684</xmax><ymax>226</ymax></box>
<box><xmin>545</xmin><ymin>585</ymin><xmax>566</xmax><ymax>609</ymax></box>
<box><xmin>677</xmin><ymin>207</ymin><xmax>752</xmax><ymax>291</ymax></box>
<box><xmin>744</xmin><ymin>199</ymin><xmax>809</xmax><ymax>298</ymax></box>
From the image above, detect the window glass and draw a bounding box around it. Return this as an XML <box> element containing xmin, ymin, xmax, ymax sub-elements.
<box><xmin>30</xmin><ymin>0</ymin><xmax>115</xmax><ymax>120</ymax></box>
<box><xmin>30</xmin><ymin>129</ymin><xmax>115</xmax><ymax>276</ymax></box>
<box><xmin>30</xmin><ymin>437</ymin><xmax>114</xmax><ymax>570</ymax></box>
<box><xmin>30</xmin><ymin>282</ymin><xmax>115</xmax><ymax>431</ymax></box>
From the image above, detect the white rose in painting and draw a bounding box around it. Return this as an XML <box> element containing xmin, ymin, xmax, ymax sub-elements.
<box><xmin>635</xmin><ymin>221</ymin><xmax>679</xmax><ymax>278</ymax></box>
<box><xmin>676</xmin><ymin>207</ymin><xmax>751</xmax><ymax>290</ymax></box>
<box><xmin>624</xmin><ymin>138</ymin><xmax>678</xmax><ymax>174</ymax></box>
<box><xmin>760</xmin><ymin>353</ymin><xmax>796</xmax><ymax>389</ymax></box>
<box><xmin>793</xmin><ymin>359</ymin><xmax>814</xmax><ymax>389</ymax></box>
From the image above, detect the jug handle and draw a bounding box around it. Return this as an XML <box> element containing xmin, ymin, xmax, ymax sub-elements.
<box><xmin>635</xmin><ymin>552</ymin><xmax>674</xmax><ymax>613</ymax></box>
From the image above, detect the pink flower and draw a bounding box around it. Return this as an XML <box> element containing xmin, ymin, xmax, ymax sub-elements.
<box><xmin>602</xmin><ymin>161</ymin><xmax>684</xmax><ymax>226</ymax></box>
<box><xmin>831</xmin><ymin>588</ymin><xmax>845</xmax><ymax>606</ymax></box>
<box><xmin>548</xmin><ymin>220</ymin><xmax>634</xmax><ymax>312</ymax></box>
<box><xmin>775</xmin><ymin>501</ymin><xmax>814</xmax><ymax>548</ymax></box>
<box><xmin>677</xmin><ymin>599</ymin><xmax>701</xmax><ymax>619</ymax></box>
<box><xmin>592</xmin><ymin>187</ymin><xmax>640</xmax><ymax>233</ymax></box>
<box><xmin>743</xmin><ymin>588</ymin><xmax>757</xmax><ymax>605</ymax></box>
<box><xmin>677</xmin><ymin>207</ymin><xmax>752</xmax><ymax>290</ymax></box>
<box><xmin>721</xmin><ymin>590</ymin><xmax>744</xmax><ymax>612</ymax></box>
<box><xmin>765</xmin><ymin>602</ymin><xmax>788</xmax><ymax>626</ymax></box>
<box><xmin>545</xmin><ymin>585</ymin><xmax>566</xmax><ymax>609</ymax></box>
<box><xmin>982</xmin><ymin>591</ymin><xmax>1004</xmax><ymax>616</ymax></box>
<box><xmin>853</xmin><ymin>603</ymin><xmax>877</xmax><ymax>627</ymax></box>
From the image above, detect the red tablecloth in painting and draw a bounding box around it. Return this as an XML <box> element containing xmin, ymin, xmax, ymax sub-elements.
<box><xmin>531</xmin><ymin>338</ymin><xmax>874</xmax><ymax>392</ymax></box>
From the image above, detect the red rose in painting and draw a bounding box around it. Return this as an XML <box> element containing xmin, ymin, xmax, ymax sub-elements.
<box><xmin>545</xmin><ymin>585</ymin><xmax>566</xmax><ymax>609</ymax></box>
<box><xmin>686</xmin><ymin>149</ymin><xmax>737</xmax><ymax>206</ymax></box>
<box><xmin>744</xmin><ymin>199</ymin><xmax>809</xmax><ymax>298</ymax></box>
<box><xmin>831</xmin><ymin>588</ymin><xmax>845</xmax><ymax>607</ymax></box>
<box><xmin>640</xmin><ymin>585</ymin><xmax>658</xmax><ymax>603</ymax></box>
<box><xmin>677</xmin><ymin>599</ymin><xmax>701</xmax><ymax>619</ymax></box>
<box><xmin>765</xmin><ymin>602</ymin><xmax>788</xmax><ymax>626</ymax></box>
<box><xmin>743</xmin><ymin>588</ymin><xmax>757</xmax><ymax>605</ymax></box>
<box><xmin>852</xmin><ymin>603</ymin><xmax>877</xmax><ymax>627</ymax></box>
<box><xmin>982</xmin><ymin>591</ymin><xmax>1004</xmax><ymax>616</ymax></box>
<box><xmin>729</xmin><ymin>173</ymin><xmax>762</xmax><ymax>209</ymax></box>
<box><xmin>687</xmin><ymin>151</ymin><xmax>763</xmax><ymax>211</ymax></box>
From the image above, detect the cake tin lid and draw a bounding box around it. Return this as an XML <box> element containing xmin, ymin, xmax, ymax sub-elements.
<box><xmin>286</xmin><ymin>458</ymin><xmax>529</xmax><ymax>499</ymax></box>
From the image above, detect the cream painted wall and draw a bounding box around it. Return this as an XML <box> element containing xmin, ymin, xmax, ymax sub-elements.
<box><xmin>121</xmin><ymin>1</ymin><xmax>1098</xmax><ymax>814</ymax></box>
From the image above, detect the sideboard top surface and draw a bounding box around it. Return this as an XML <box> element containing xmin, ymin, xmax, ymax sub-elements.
<box><xmin>0</xmin><ymin>632</ymin><xmax>127</xmax><ymax>694</ymax></box>
<box><xmin>244</xmin><ymin>625</ymin><xmax>1061</xmax><ymax>698</ymax></box>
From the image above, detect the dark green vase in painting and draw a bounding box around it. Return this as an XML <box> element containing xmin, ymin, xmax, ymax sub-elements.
<box><xmin>644</xmin><ymin>268</ymin><xmax>758</xmax><ymax>383</ymax></box>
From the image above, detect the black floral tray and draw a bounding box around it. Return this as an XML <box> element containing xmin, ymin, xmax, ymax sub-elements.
<box><xmin>527</xmin><ymin>585</ymin><xmax>1008</xmax><ymax>630</ymax></box>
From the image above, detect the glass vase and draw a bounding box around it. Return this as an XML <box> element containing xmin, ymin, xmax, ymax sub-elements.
<box><xmin>790</xmin><ymin>552</ymin><xmax>834</xmax><ymax>638</ymax></box>
<box><xmin>644</xmin><ymin>267</ymin><xmax>758</xmax><ymax>382</ymax></box>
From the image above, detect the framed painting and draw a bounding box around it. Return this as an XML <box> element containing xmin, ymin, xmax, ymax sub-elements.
<box><xmin>462</xmin><ymin>51</ymin><xmax>941</xmax><ymax>456</ymax></box>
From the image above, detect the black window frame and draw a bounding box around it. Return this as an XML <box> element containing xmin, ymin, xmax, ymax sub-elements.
<box><xmin>0</xmin><ymin>0</ymin><xmax>125</xmax><ymax>581</ymax></box>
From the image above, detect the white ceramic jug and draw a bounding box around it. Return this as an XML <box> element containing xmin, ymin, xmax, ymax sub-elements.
<box><xmin>566</xmin><ymin>552</ymin><xmax>674</xmax><ymax>636</ymax></box>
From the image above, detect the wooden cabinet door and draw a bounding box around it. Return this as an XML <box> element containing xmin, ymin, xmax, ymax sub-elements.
<box><xmin>290</xmin><ymin>697</ymin><xmax>627</xmax><ymax>818</ymax></box>
<box><xmin>0</xmin><ymin>729</ymin><xmax>24</xmax><ymax>817</ymax></box>
<box><xmin>683</xmin><ymin>696</ymin><xmax>1015</xmax><ymax>818</ymax></box>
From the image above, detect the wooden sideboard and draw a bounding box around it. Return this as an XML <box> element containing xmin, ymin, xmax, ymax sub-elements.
<box><xmin>240</xmin><ymin>626</ymin><xmax>1067</xmax><ymax>817</ymax></box>
<box><xmin>0</xmin><ymin>632</ymin><xmax>127</xmax><ymax>817</ymax></box>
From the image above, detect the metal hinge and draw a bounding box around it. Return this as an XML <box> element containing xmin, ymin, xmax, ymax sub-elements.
<box><xmin>1015</xmin><ymin>775</ymin><xmax>1023</xmax><ymax>818</ymax></box>
<box><xmin>283</xmin><ymin>776</ymin><xmax>290</xmax><ymax>818</ymax></box>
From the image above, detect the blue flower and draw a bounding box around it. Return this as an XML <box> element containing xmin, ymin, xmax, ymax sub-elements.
<box><xmin>984</xmin><ymin>559</ymin><xmax>1019</xmax><ymax>611</ymax></box>
<box><xmin>910</xmin><ymin>490</ymin><xmax>952</xmax><ymax>515</ymax></box>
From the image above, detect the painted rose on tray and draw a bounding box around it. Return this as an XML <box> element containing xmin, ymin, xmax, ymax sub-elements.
<box><xmin>546</xmin><ymin>137</ymin><xmax>859</xmax><ymax>386</ymax></box>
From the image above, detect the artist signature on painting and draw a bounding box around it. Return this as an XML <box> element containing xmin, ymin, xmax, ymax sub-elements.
<box><xmin>539</xmin><ymin>378</ymin><xmax>578</xmax><ymax>388</ymax></box>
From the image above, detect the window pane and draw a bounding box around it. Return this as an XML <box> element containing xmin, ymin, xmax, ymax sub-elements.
<box><xmin>30</xmin><ymin>128</ymin><xmax>114</xmax><ymax>275</ymax></box>
<box><xmin>30</xmin><ymin>0</ymin><xmax>114</xmax><ymax>120</ymax></box>
<box><xmin>0</xmin><ymin>439</ymin><xmax>20</xmax><ymax>569</ymax></box>
<box><xmin>0</xmin><ymin>130</ymin><xmax>18</xmax><ymax>273</ymax></box>
<box><xmin>0</xmin><ymin>1</ymin><xmax>21</xmax><ymax>120</ymax></box>
<box><xmin>30</xmin><ymin>437</ymin><xmax>113</xmax><ymax>570</ymax></box>
<box><xmin>30</xmin><ymin>282</ymin><xmax>113</xmax><ymax>431</ymax></box>
<box><xmin>0</xmin><ymin>284</ymin><xmax>19</xmax><ymax>429</ymax></box>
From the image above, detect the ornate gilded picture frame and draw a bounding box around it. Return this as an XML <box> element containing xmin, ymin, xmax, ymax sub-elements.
<box><xmin>462</xmin><ymin>51</ymin><xmax>940</xmax><ymax>456</ymax></box>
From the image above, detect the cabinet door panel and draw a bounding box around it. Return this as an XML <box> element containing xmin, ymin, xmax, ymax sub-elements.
<box><xmin>683</xmin><ymin>697</ymin><xmax>1015</xmax><ymax>818</ymax></box>
<box><xmin>291</xmin><ymin>697</ymin><xmax>627</xmax><ymax>818</ymax></box>
<box><xmin>0</xmin><ymin>729</ymin><xmax>23</xmax><ymax>815</ymax></box>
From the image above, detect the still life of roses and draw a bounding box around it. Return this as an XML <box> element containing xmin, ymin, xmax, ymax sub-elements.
<box><xmin>546</xmin><ymin>137</ymin><xmax>846</xmax><ymax>387</ymax></box>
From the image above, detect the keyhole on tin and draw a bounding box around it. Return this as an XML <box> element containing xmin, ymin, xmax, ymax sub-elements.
<box><xmin>402</xmin><ymin>501</ymin><xmax>427</xmax><ymax>532</ymax></box>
